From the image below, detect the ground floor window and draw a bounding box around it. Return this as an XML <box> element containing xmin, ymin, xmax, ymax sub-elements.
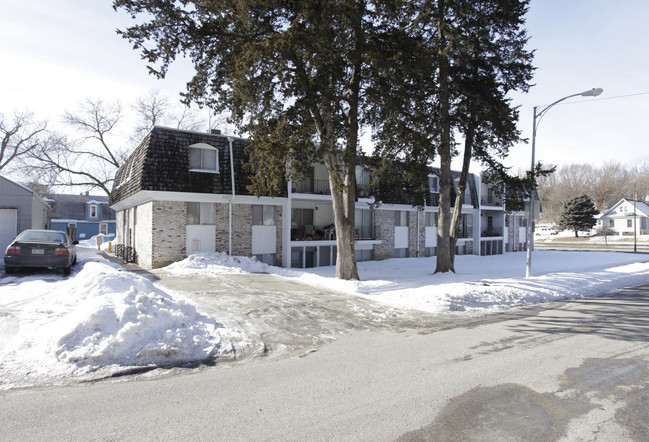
<box><xmin>481</xmin><ymin>240</ymin><xmax>503</xmax><ymax>256</ymax></box>
<box><xmin>394</xmin><ymin>248</ymin><xmax>407</xmax><ymax>258</ymax></box>
<box><xmin>355</xmin><ymin>248</ymin><xmax>373</xmax><ymax>262</ymax></box>
<box><xmin>291</xmin><ymin>245</ymin><xmax>337</xmax><ymax>268</ymax></box>
<box><xmin>254</xmin><ymin>253</ymin><xmax>276</xmax><ymax>266</ymax></box>
<box><xmin>100</xmin><ymin>223</ymin><xmax>108</xmax><ymax>235</ymax></box>
<box><xmin>424</xmin><ymin>247</ymin><xmax>436</xmax><ymax>257</ymax></box>
<box><xmin>187</xmin><ymin>202</ymin><xmax>215</xmax><ymax>225</ymax></box>
<box><xmin>253</xmin><ymin>205</ymin><xmax>275</xmax><ymax>226</ymax></box>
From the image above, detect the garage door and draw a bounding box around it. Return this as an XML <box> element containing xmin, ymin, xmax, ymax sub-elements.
<box><xmin>0</xmin><ymin>209</ymin><xmax>18</xmax><ymax>253</ymax></box>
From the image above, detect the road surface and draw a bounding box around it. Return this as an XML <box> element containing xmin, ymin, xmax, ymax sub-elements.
<box><xmin>2</xmin><ymin>281</ymin><xmax>649</xmax><ymax>441</ymax></box>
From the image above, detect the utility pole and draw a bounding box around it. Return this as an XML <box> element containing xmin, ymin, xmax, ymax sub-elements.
<box><xmin>634</xmin><ymin>182</ymin><xmax>637</xmax><ymax>253</ymax></box>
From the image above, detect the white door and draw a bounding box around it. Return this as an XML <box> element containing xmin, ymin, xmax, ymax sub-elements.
<box><xmin>0</xmin><ymin>209</ymin><xmax>18</xmax><ymax>253</ymax></box>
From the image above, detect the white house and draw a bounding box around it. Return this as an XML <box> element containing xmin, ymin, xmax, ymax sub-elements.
<box><xmin>597</xmin><ymin>198</ymin><xmax>649</xmax><ymax>236</ymax></box>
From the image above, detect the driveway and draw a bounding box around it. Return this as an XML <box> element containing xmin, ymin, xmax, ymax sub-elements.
<box><xmin>152</xmin><ymin>271</ymin><xmax>461</xmax><ymax>359</ymax></box>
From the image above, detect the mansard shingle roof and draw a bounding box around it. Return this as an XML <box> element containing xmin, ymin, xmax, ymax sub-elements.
<box><xmin>109</xmin><ymin>127</ymin><xmax>266</xmax><ymax>205</ymax></box>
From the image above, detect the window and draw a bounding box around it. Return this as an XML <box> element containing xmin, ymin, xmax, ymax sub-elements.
<box><xmin>89</xmin><ymin>204</ymin><xmax>97</xmax><ymax>219</ymax></box>
<box><xmin>394</xmin><ymin>211</ymin><xmax>409</xmax><ymax>227</ymax></box>
<box><xmin>456</xmin><ymin>214</ymin><xmax>469</xmax><ymax>238</ymax></box>
<box><xmin>356</xmin><ymin>166</ymin><xmax>372</xmax><ymax>198</ymax></box>
<box><xmin>355</xmin><ymin>209</ymin><xmax>373</xmax><ymax>239</ymax></box>
<box><xmin>100</xmin><ymin>223</ymin><xmax>108</xmax><ymax>235</ymax></box>
<box><xmin>189</xmin><ymin>143</ymin><xmax>219</xmax><ymax>173</ymax></box>
<box><xmin>628</xmin><ymin>219</ymin><xmax>633</xmax><ymax>228</ymax></box>
<box><xmin>425</xmin><ymin>212</ymin><xmax>438</xmax><ymax>227</ymax></box>
<box><xmin>292</xmin><ymin>208</ymin><xmax>314</xmax><ymax>227</ymax></box>
<box><xmin>428</xmin><ymin>174</ymin><xmax>439</xmax><ymax>193</ymax></box>
<box><xmin>253</xmin><ymin>205</ymin><xmax>275</xmax><ymax>226</ymax></box>
<box><xmin>186</xmin><ymin>202</ymin><xmax>215</xmax><ymax>225</ymax></box>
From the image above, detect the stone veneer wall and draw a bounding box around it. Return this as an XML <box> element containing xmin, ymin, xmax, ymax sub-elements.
<box><xmin>151</xmin><ymin>200</ymin><xmax>186</xmax><ymax>268</ymax></box>
<box><xmin>373</xmin><ymin>208</ymin><xmax>395</xmax><ymax>260</ymax></box>
<box><xmin>214</xmin><ymin>203</ymin><xmax>230</xmax><ymax>253</ymax></box>
<box><xmin>232</xmin><ymin>204</ymin><xmax>252</xmax><ymax>257</ymax></box>
<box><xmin>274</xmin><ymin>205</ymin><xmax>283</xmax><ymax>266</ymax></box>
<box><xmin>407</xmin><ymin>211</ymin><xmax>419</xmax><ymax>257</ymax></box>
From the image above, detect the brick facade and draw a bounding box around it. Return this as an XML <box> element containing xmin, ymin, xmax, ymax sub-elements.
<box><xmin>373</xmin><ymin>209</ymin><xmax>395</xmax><ymax>260</ymax></box>
<box><xmin>151</xmin><ymin>201</ymin><xmax>186</xmax><ymax>268</ymax></box>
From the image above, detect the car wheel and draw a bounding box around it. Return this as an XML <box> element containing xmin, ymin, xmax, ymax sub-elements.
<box><xmin>5</xmin><ymin>266</ymin><xmax>15</xmax><ymax>274</ymax></box>
<box><xmin>72</xmin><ymin>255</ymin><xmax>77</xmax><ymax>265</ymax></box>
<box><xmin>62</xmin><ymin>266</ymin><xmax>71</xmax><ymax>276</ymax></box>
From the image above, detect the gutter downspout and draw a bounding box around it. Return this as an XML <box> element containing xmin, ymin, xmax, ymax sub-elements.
<box><xmin>228</xmin><ymin>137</ymin><xmax>235</xmax><ymax>256</ymax></box>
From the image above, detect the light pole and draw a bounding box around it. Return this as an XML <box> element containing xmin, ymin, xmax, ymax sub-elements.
<box><xmin>526</xmin><ymin>88</ymin><xmax>603</xmax><ymax>278</ymax></box>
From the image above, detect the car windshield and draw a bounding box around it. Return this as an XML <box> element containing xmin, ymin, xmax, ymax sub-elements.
<box><xmin>18</xmin><ymin>231</ymin><xmax>66</xmax><ymax>243</ymax></box>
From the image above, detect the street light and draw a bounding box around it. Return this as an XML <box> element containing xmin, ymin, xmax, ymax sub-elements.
<box><xmin>526</xmin><ymin>88</ymin><xmax>603</xmax><ymax>278</ymax></box>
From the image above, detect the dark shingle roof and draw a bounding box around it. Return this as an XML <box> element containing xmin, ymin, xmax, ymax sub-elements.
<box><xmin>110</xmin><ymin>127</ymin><xmax>266</xmax><ymax>205</ymax></box>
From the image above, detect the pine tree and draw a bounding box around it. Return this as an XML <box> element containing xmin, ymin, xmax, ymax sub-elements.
<box><xmin>558</xmin><ymin>194</ymin><xmax>599</xmax><ymax>237</ymax></box>
<box><xmin>367</xmin><ymin>0</ymin><xmax>534</xmax><ymax>273</ymax></box>
<box><xmin>113</xmin><ymin>0</ymin><xmax>409</xmax><ymax>280</ymax></box>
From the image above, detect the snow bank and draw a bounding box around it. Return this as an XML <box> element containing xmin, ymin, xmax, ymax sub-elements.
<box><xmin>0</xmin><ymin>249</ymin><xmax>239</xmax><ymax>388</ymax></box>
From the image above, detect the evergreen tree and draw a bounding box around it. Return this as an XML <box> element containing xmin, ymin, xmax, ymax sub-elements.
<box><xmin>368</xmin><ymin>0</ymin><xmax>535</xmax><ymax>273</ymax></box>
<box><xmin>113</xmin><ymin>0</ymin><xmax>408</xmax><ymax>280</ymax></box>
<box><xmin>558</xmin><ymin>194</ymin><xmax>599</xmax><ymax>237</ymax></box>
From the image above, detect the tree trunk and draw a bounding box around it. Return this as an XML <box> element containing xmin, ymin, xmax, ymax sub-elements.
<box><xmin>449</xmin><ymin>125</ymin><xmax>475</xmax><ymax>267</ymax></box>
<box><xmin>435</xmin><ymin>1</ymin><xmax>454</xmax><ymax>274</ymax></box>
<box><xmin>325</xmin><ymin>151</ymin><xmax>359</xmax><ymax>280</ymax></box>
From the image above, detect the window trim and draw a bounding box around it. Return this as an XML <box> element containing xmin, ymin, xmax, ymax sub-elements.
<box><xmin>189</xmin><ymin>143</ymin><xmax>219</xmax><ymax>174</ymax></box>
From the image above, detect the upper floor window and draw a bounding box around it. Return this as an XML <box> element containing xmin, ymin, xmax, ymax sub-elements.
<box><xmin>189</xmin><ymin>143</ymin><xmax>219</xmax><ymax>173</ymax></box>
<box><xmin>89</xmin><ymin>204</ymin><xmax>98</xmax><ymax>219</ymax></box>
<box><xmin>428</xmin><ymin>174</ymin><xmax>439</xmax><ymax>193</ymax></box>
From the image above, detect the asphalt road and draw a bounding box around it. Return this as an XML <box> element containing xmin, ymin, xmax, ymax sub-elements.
<box><xmin>2</xmin><ymin>282</ymin><xmax>649</xmax><ymax>441</ymax></box>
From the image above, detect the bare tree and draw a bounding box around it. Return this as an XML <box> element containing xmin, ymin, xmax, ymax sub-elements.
<box><xmin>0</xmin><ymin>111</ymin><xmax>48</xmax><ymax>172</ymax></box>
<box><xmin>26</xmin><ymin>98</ymin><xmax>127</xmax><ymax>196</ymax></box>
<box><xmin>589</xmin><ymin>162</ymin><xmax>631</xmax><ymax>211</ymax></box>
<box><xmin>130</xmin><ymin>90</ymin><xmax>208</xmax><ymax>144</ymax></box>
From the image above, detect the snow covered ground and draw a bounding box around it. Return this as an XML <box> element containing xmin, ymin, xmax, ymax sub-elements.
<box><xmin>1</xmin><ymin>239</ymin><xmax>649</xmax><ymax>390</ymax></box>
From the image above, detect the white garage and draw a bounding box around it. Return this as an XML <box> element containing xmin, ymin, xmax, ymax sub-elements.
<box><xmin>0</xmin><ymin>209</ymin><xmax>18</xmax><ymax>253</ymax></box>
<box><xmin>0</xmin><ymin>176</ymin><xmax>51</xmax><ymax>259</ymax></box>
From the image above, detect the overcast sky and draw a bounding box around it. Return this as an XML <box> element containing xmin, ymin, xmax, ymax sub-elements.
<box><xmin>1</xmin><ymin>0</ymin><xmax>648</xmax><ymax>175</ymax></box>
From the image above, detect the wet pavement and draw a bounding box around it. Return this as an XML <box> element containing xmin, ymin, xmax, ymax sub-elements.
<box><xmin>151</xmin><ymin>271</ymin><xmax>456</xmax><ymax>360</ymax></box>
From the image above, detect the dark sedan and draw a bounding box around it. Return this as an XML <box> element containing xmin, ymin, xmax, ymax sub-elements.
<box><xmin>4</xmin><ymin>229</ymin><xmax>78</xmax><ymax>275</ymax></box>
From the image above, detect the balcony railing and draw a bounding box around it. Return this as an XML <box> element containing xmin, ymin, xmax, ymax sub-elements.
<box><xmin>481</xmin><ymin>197</ymin><xmax>503</xmax><ymax>206</ymax></box>
<box><xmin>481</xmin><ymin>227</ymin><xmax>503</xmax><ymax>237</ymax></box>
<box><xmin>291</xmin><ymin>224</ymin><xmax>377</xmax><ymax>241</ymax></box>
<box><xmin>293</xmin><ymin>179</ymin><xmax>331</xmax><ymax>195</ymax></box>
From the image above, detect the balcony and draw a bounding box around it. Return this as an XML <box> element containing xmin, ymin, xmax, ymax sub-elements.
<box><xmin>481</xmin><ymin>196</ymin><xmax>503</xmax><ymax>207</ymax></box>
<box><xmin>481</xmin><ymin>227</ymin><xmax>503</xmax><ymax>238</ymax></box>
<box><xmin>293</xmin><ymin>179</ymin><xmax>331</xmax><ymax>195</ymax></box>
<box><xmin>291</xmin><ymin>224</ymin><xmax>378</xmax><ymax>242</ymax></box>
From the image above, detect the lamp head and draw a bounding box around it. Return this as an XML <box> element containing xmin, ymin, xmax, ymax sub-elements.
<box><xmin>581</xmin><ymin>88</ymin><xmax>603</xmax><ymax>97</ymax></box>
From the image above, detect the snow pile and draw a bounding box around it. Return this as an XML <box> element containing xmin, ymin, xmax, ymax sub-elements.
<box><xmin>0</xmin><ymin>250</ymin><xmax>239</xmax><ymax>388</ymax></box>
<box><xmin>162</xmin><ymin>251</ymin><xmax>649</xmax><ymax>314</ymax></box>
<box><xmin>164</xmin><ymin>252</ymin><xmax>271</xmax><ymax>275</ymax></box>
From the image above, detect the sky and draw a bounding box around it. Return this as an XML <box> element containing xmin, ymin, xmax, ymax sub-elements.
<box><xmin>2</xmin><ymin>235</ymin><xmax>649</xmax><ymax>389</ymax></box>
<box><xmin>1</xmin><ymin>0</ymin><xmax>648</xmax><ymax>177</ymax></box>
